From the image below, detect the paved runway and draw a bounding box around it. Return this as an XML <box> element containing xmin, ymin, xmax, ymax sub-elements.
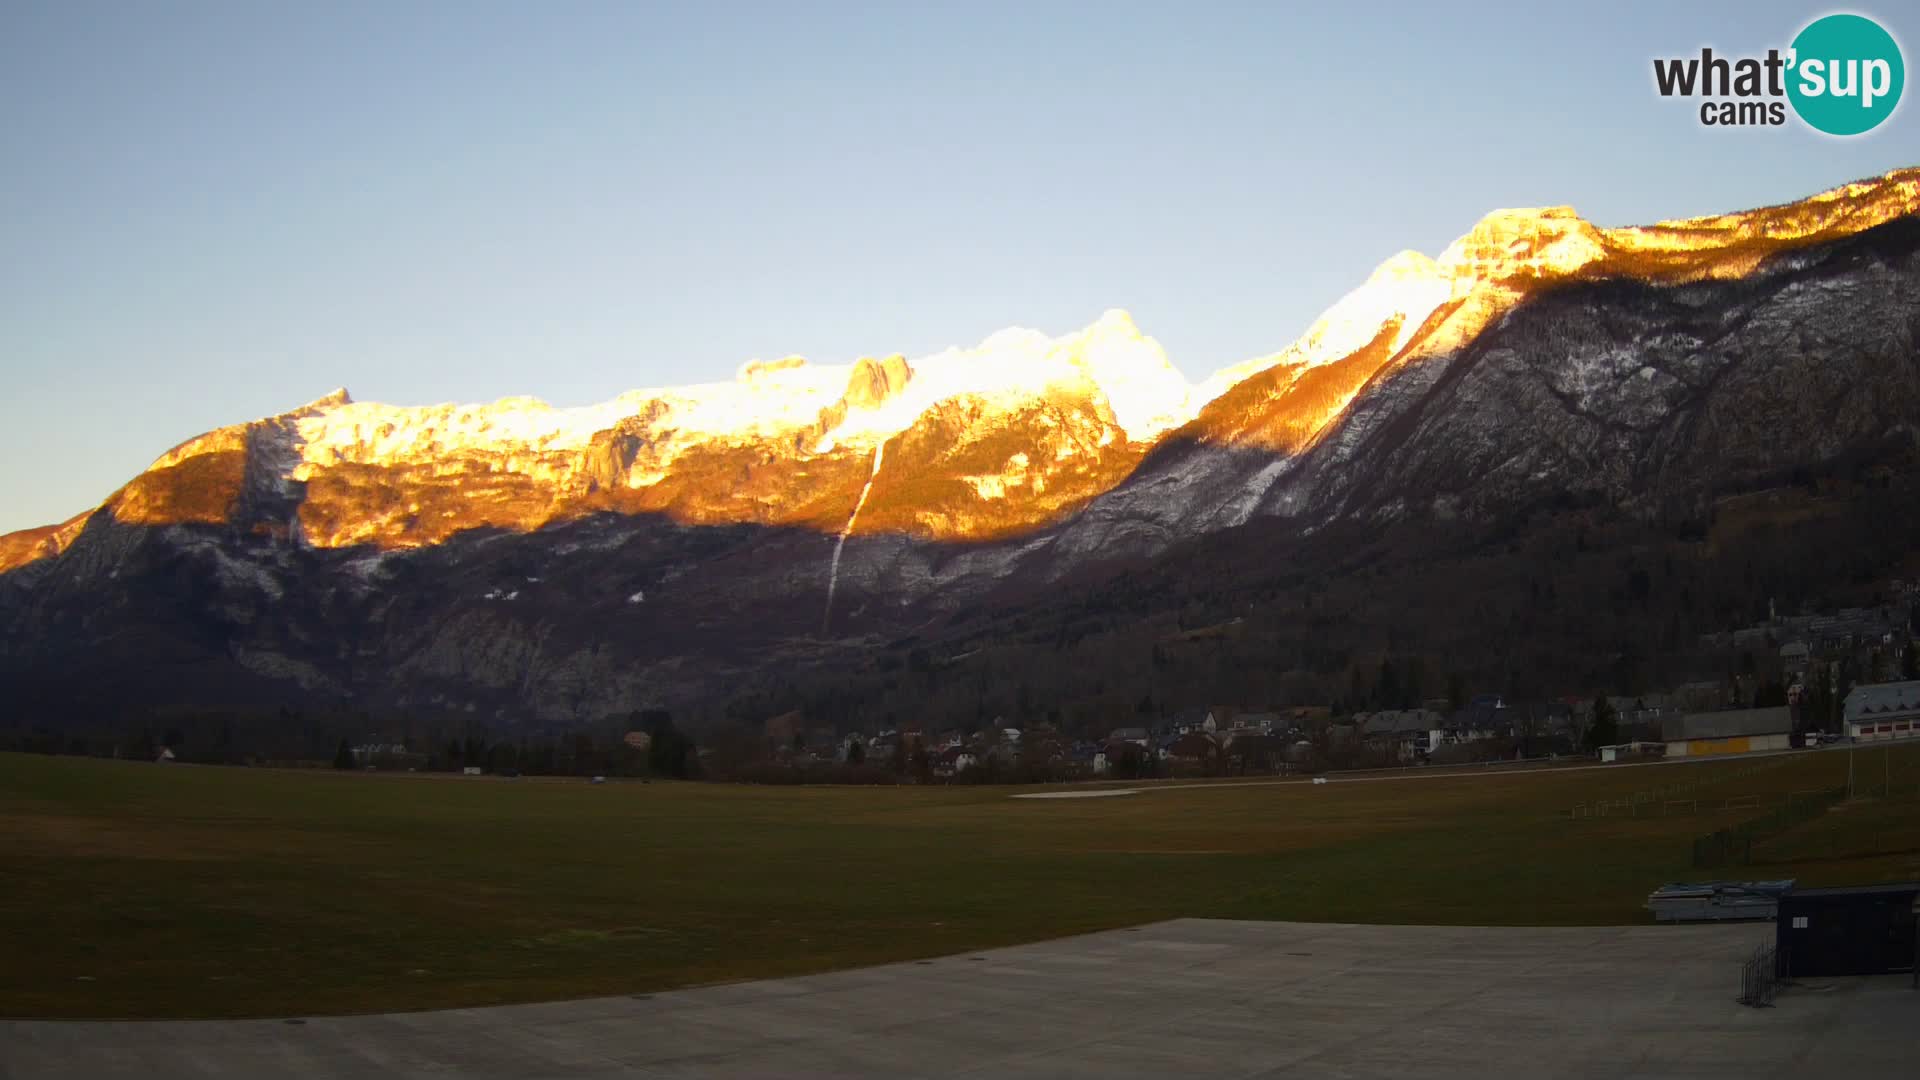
<box><xmin>3</xmin><ymin>919</ymin><xmax>1912</xmax><ymax>1078</ymax></box>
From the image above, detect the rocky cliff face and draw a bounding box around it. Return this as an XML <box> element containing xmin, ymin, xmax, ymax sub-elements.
<box><xmin>1269</xmin><ymin>219</ymin><xmax>1920</xmax><ymax>529</ymax></box>
<box><xmin>3</xmin><ymin>169</ymin><xmax>1918</xmax><ymax>725</ymax></box>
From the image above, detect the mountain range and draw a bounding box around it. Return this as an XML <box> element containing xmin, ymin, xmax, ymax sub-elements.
<box><xmin>4</xmin><ymin>168</ymin><xmax>1919</xmax><ymax>737</ymax></box>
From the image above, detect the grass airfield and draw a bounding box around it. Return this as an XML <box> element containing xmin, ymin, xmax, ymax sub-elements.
<box><xmin>2</xmin><ymin>746</ymin><xmax>1915</xmax><ymax>1018</ymax></box>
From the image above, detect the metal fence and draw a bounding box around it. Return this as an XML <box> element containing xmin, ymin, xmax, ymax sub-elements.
<box><xmin>1690</xmin><ymin>786</ymin><xmax>1848</xmax><ymax>868</ymax></box>
<box><xmin>1738</xmin><ymin>943</ymin><xmax>1782</xmax><ymax>1007</ymax></box>
<box><xmin>1561</xmin><ymin>756</ymin><xmax>1796</xmax><ymax>819</ymax></box>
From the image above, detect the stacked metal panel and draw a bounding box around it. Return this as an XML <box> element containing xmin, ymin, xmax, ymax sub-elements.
<box><xmin>1646</xmin><ymin>880</ymin><xmax>1796</xmax><ymax>922</ymax></box>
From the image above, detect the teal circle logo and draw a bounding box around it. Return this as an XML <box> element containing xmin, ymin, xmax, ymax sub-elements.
<box><xmin>1787</xmin><ymin>14</ymin><xmax>1904</xmax><ymax>135</ymax></box>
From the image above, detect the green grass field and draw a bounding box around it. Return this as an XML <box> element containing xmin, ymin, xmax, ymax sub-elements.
<box><xmin>3</xmin><ymin>746</ymin><xmax>1917</xmax><ymax>1019</ymax></box>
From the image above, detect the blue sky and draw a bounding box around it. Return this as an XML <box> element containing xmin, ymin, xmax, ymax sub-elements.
<box><xmin>1</xmin><ymin>1</ymin><xmax>1914</xmax><ymax>533</ymax></box>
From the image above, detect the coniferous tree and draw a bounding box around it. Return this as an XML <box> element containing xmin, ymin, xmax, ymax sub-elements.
<box><xmin>1583</xmin><ymin>696</ymin><xmax>1618</xmax><ymax>753</ymax></box>
<box><xmin>641</xmin><ymin>710</ymin><xmax>696</xmax><ymax>778</ymax></box>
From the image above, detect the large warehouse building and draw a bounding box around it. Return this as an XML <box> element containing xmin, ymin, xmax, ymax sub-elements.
<box><xmin>1843</xmin><ymin>680</ymin><xmax>1920</xmax><ymax>743</ymax></box>
<box><xmin>1662</xmin><ymin>706</ymin><xmax>1793</xmax><ymax>757</ymax></box>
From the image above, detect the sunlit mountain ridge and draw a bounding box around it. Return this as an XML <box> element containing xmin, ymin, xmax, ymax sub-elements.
<box><xmin>3</xmin><ymin>167</ymin><xmax>1917</xmax><ymax>571</ymax></box>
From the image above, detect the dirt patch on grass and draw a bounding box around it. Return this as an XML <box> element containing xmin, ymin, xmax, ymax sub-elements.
<box><xmin>0</xmin><ymin>813</ymin><xmax>295</xmax><ymax>862</ymax></box>
<box><xmin>509</xmin><ymin>927</ymin><xmax>676</xmax><ymax>949</ymax></box>
<box><xmin>0</xmin><ymin>814</ymin><xmax>226</xmax><ymax>861</ymax></box>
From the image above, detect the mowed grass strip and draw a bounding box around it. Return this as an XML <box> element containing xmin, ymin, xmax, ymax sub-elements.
<box><xmin>1</xmin><ymin>747</ymin><xmax>1915</xmax><ymax>1018</ymax></box>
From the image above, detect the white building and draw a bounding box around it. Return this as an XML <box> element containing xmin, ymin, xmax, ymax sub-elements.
<box><xmin>1843</xmin><ymin>681</ymin><xmax>1920</xmax><ymax>743</ymax></box>
<box><xmin>1599</xmin><ymin>741</ymin><xmax>1665</xmax><ymax>763</ymax></box>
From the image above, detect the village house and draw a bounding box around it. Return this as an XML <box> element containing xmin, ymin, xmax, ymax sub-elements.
<box><xmin>1669</xmin><ymin>680</ymin><xmax>1725</xmax><ymax>713</ymax></box>
<box><xmin>352</xmin><ymin>742</ymin><xmax>427</xmax><ymax>769</ymax></box>
<box><xmin>932</xmin><ymin>746</ymin><xmax>977</xmax><ymax>778</ymax></box>
<box><xmin>1602</xmin><ymin>696</ymin><xmax>1680</xmax><ymax>742</ymax></box>
<box><xmin>1535</xmin><ymin>701</ymin><xmax>1578</xmax><ymax>736</ymax></box>
<box><xmin>1440</xmin><ymin>696</ymin><xmax>1509</xmax><ymax>743</ymax></box>
<box><xmin>1165</xmin><ymin>705</ymin><xmax>1213</xmax><ymax>735</ymax></box>
<box><xmin>1216</xmin><ymin>726</ymin><xmax>1261</xmax><ymax>750</ymax></box>
<box><xmin>1223</xmin><ymin>732</ymin><xmax>1288</xmax><ymax>773</ymax></box>
<box><xmin>1360</xmin><ymin>709</ymin><xmax>1446</xmax><ymax>759</ymax></box>
<box><xmin>1779</xmin><ymin>641</ymin><xmax>1812</xmax><ymax>676</ymax></box>
<box><xmin>1233</xmin><ymin>711</ymin><xmax>1282</xmax><ymax>735</ymax></box>
<box><xmin>1165</xmin><ymin>731</ymin><xmax>1219</xmax><ymax>767</ymax></box>
<box><xmin>1068</xmin><ymin>741</ymin><xmax>1099</xmax><ymax>767</ymax></box>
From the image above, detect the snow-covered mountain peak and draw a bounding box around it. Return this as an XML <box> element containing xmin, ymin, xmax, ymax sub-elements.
<box><xmin>1084</xmin><ymin>307</ymin><xmax>1145</xmax><ymax>336</ymax></box>
<box><xmin>1368</xmin><ymin>249</ymin><xmax>1442</xmax><ymax>284</ymax></box>
<box><xmin>1437</xmin><ymin>205</ymin><xmax>1608</xmax><ymax>281</ymax></box>
<box><xmin>1192</xmin><ymin>246</ymin><xmax>1458</xmax><ymax>406</ymax></box>
<box><xmin>304</xmin><ymin>387</ymin><xmax>353</xmax><ymax>410</ymax></box>
<box><xmin>1051</xmin><ymin>309</ymin><xmax>1191</xmax><ymax>439</ymax></box>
